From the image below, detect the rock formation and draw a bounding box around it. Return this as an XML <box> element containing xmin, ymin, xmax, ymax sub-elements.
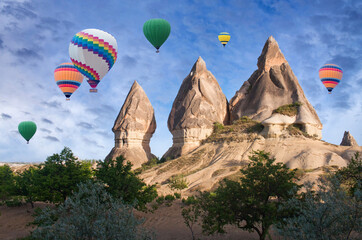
<box><xmin>164</xmin><ymin>57</ymin><xmax>230</xmax><ymax>159</ymax></box>
<box><xmin>340</xmin><ymin>131</ymin><xmax>359</xmax><ymax>146</ymax></box>
<box><xmin>106</xmin><ymin>81</ymin><xmax>156</xmax><ymax>169</ymax></box>
<box><xmin>229</xmin><ymin>36</ymin><xmax>322</xmax><ymax>139</ymax></box>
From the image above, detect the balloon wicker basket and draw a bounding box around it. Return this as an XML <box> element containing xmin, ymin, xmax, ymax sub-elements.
<box><xmin>66</xmin><ymin>98</ymin><xmax>70</xmax><ymax>101</ymax></box>
<box><xmin>90</xmin><ymin>89</ymin><xmax>98</xmax><ymax>93</ymax></box>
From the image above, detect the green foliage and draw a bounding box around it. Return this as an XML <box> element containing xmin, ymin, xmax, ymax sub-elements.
<box><xmin>273</xmin><ymin>102</ymin><xmax>302</xmax><ymax>116</ymax></box>
<box><xmin>27</xmin><ymin>147</ymin><xmax>92</xmax><ymax>204</ymax></box>
<box><xmin>0</xmin><ymin>164</ymin><xmax>16</xmax><ymax>201</ymax></box>
<box><xmin>275</xmin><ymin>176</ymin><xmax>361</xmax><ymax>239</ymax></box>
<box><xmin>95</xmin><ymin>155</ymin><xmax>158</xmax><ymax>211</ymax></box>
<box><xmin>31</xmin><ymin>180</ymin><xmax>154</xmax><ymax>240</ymax></box>
<box><xmin>182</xmin><ymin>197</ymin><xmax>201</xmax><ymax>240</ymax></box>
<box><xmin>174</xmin><ymin>192</ymin><xmax>181</xmax><ymax>199</ymax></box>
<box><xmin>169</xmin><ymin>174</ymin><xmax>188</xmax><ymax>190</ymax></box>
<box><xmin>165</xmin><ymin>194</ymin><xmax>175</xmax><ymax>201</ymax></box>
<box><xmin>5</xmin><ymin>196</ymin><xmax>23</xmax><ymax>207</ymax></box>
<box><xmin>213</xmin><ymin>122</ymin><xmax>224</xmax><ymax>133</ymax></box>
<box><xmin>15</xmin><ymin>166</ymin><xmax>38</xmax><ymax>208</ymax></box>
<box><xmin>137</xmin><ymin>156</ymin><xmax>166</xmax><ymax>173</ymax></box>
<box><xmin>197</xmin><ymin>150</ymin><xmax>300</xmax><ymax>240</ymax></box>
<box><xmin>336</xmin><ymin>152</ymin><xmax>361</xmax><ymax>196</ymax></box>
<box><xmin>156</xmin><ymin>196</ymin><xmax>165</xmax><ymax>205</ymax></box>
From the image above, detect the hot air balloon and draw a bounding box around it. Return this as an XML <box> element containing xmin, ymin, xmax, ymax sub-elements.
<box><xmin>319</xmin><ymin>64</ymin><xmax>343</xmax><ymax>94</ymax></box>
<box><xmin>143</xmin><ymin>18</ymin><xmax>171</xmax><ymax>53</ymax></box>
<box><xmin>54</xmin><ymin>63</ymin><xmax>83</xmax><ymax>100</ymax></box>
<box><xmin>18</xmin><ymin>121</ymin><xmax>37</xmax><ymax>144</ymax></box>
<box><xmin>218</xmin><ymin>32</ymin><xmax>230</xmax><ymax>47</ymax></box>
<box><xmin>69</xmin><ymin>29</ymin><xmax>118</xmax><ymax>92</ymax></box>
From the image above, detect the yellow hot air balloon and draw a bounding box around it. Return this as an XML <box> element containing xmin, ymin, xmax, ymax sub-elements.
<box><xmin>218</xmin><ymin>32</ymin><xmax>230</xmax><ymax>47</ymax></box>
<box><xmin>54</xmin><ymin>63</ymin><xmax>83</xmax><ymax>100</ymax></box>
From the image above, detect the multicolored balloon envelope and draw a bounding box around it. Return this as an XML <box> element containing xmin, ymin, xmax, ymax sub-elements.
<box><xmin>143</xmin><ymin>18</ymin><xmax>171</xmax><ymax>53</ymax></box>
<box><xmin>218</xmin><ymin>32</ymin><xmax>230</xmax><ymax>47</ymax></box>
<box><xmin>319</xmin><ymin>64</ymin><xmax>343</xmax><ymax>94</ymax></box>
<box><xmin>54</xmin><ymin>63</ymin><xmax>83</xmax><ymax>100</ymax></box>
<box><xmin>18</xmin><ymin>121</ymin><xmax>37</xmax><ymax>144</ymax></box>
<box><xmin>69</xmin><ymin>29</ymin><xmax>118</xmax><ymax>92</ymax></box>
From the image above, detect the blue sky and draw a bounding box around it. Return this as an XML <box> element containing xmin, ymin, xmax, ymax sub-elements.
<box><xmin>0</xmin><ymin>0</ymin><xmax>361</xmax><ymax>162</ymax></box>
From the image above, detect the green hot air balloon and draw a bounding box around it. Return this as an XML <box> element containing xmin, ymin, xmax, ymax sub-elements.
<box><xmin>143</xmin><ymin>18</ymin><xmax>171</xmax><ymax>53</ymax></box>
<box><xmin>18</xmin><ymin>121</ymin><xmax>37</xmax><ymax>144</ymax></box>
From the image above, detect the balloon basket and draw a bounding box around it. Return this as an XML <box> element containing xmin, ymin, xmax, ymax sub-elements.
<box><xmin>90</xmin><ymin>89</ymin><xmax>98</xmax><ymax>93</ymax></box>
<box><xmin>156</xmin><ymin>49</ymin><xmax>160</xmax><ymax>53</ymax></box>
<box><xmin>27</xmin><ymin>141</ymin><xmax>29</xmax><ymax>144</ymax></box>
<box><xmin>66</xmin><ymin>98</ymin><xmax>70</xmax><ymax>101</ymax></box>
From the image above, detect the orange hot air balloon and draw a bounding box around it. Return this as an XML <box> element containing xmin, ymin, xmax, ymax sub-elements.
<box><xmin>54</xmin><ymin>63</ymin><xmax>83</xmax><ymax>100</ymax></box>
<box><xmin>319</xmin><ymin>64</ymin><xmax>343</xmax><ymax>94</ymax></box>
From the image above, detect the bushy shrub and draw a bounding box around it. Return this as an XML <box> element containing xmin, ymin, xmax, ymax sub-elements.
<box><xmin>28</xmin><ymin>147</ymin><xmax>92</xmax><ymax>204</ymax></box>
<box><xmin>31</xmin><ymin>181</ymin><xmax>154</xmax><ymax>240</ymax></box>
<box><xmin>0</xmin><ymin>164</ymin><xmax>16</xmax><ymax>201</ymax></box>
<box><xmin>169</xmin><ymin>174</ymin><xmax>188</xmax><ymax>190</ymax></box>
<box><xmin>275</xmin><ymin>176</ymin><xmax>361</xmax><ymax>239</ymax></box>
<box><xmin>96</xmin><ymin>155</ymin><xmax>158</xmax><ymax>211</ymax></box>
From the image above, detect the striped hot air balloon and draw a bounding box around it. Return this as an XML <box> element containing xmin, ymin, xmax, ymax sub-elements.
<box><xmin>69</xmin><ymin>29</ymin><xmax>118</xmax><ymax>92</ymax></box>
<box><xmin>319</xmin><ymin>64</ymin><xmax>343</xmax><ymax>94</ymax></box>
<box><xmin>218</xmin><ymin>32</ymin><xmax>230</xmax><ymax>47</ymax></box>
<box><xmin>54</xmin><ymin>63</ymin><xmax>83</xmax><ymax>100</ymax></box>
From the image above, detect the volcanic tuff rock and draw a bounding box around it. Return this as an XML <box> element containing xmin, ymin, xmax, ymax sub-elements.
<box><xmin>106</xmin><ymin>80</ymin><xmax>156</xmax><ymax>169</ymax></box>
<box><xmin>164</xmin><ymin>56</ymin><xmax>230</xmax><ymax>159</ymax></box>
<box><xmin>141</xmin><ymin>136</ymin><xmax>362</xmax><ymax>195</ymax></box>
<box><xmin>229</xmin><ymin>36</ymin><xmax>322</xmax><ymax>139</ymax></box>
<box><xmin>340</xmin><ymin>131</ymin><xmax>359</xmax><ymax>146</ymax></box>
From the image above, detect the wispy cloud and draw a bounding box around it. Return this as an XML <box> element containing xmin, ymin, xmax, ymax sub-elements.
<box><xmin>44</xmin><ymin>136</ymin><xmax>59</xmax><ymax>142</ymax></box>
<box><xmin>1</xmin><ymin>113</ymin><xmax>12</xmax><ymax>119</ymax></box>
<box><xmin>42</xmin><ymin>118</ymin><xmax>53</xmax><ymax>124</ymax></box>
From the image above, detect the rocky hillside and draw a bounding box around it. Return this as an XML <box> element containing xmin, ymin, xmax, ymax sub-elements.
<box><xmin>139</xmin><ymin>118</ymin><xmax>361</xmax><ymax>195</ymax></box>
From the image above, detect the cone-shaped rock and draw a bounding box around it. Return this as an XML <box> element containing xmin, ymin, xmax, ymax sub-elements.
<box><xmin>106</xmin><ymin>81</ymin><xmax>156</xmax><ymax>169</ymax></box>
<box><xmin>340</xmin><ymin>131</ymin><xmax>359</xmax><ymax>146</ymax></box>
<box><xmin>230</xmin><ymin>36</ymin><xmax>322</xmax><ymax>138</ymax></box>
<box><xmin>164</xmin><ymin>57</ymin><xmax>230</xmax><ymax>159</ymax></box>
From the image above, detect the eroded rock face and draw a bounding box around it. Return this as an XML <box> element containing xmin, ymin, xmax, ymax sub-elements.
<box><xmin>164</xmin><ymin>57</ymin><xmax>230</xmax><ymax>159</ymax></box>
<box><xmin>230</xmin><ymin>36</ymin><xmax>322</xmax><ymax>139</ymax></box>
<box><xmin>106</xmin><ymin>81</ymin><xmax>156</xmax><ymax>169</ymax></box>
<box><xmin>340</xmin><ymin>131</ymin><xmax>359</xmax><ymax>146</ymax></box>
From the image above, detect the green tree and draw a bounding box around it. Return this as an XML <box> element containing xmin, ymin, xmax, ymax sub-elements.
<box><xmin>31</xmin><ymin>180</ymin><xmax>154</xmax><ymax>240</ymax></box>
<box><xmin>275</xmin><ymin>176</ymin><xmax>361</xmax><ymax>239</ymax></box>
<box><xmin>336</xmin><ymin>152</ymin><xmax>361</xmax><ymax>196</ymax></box>
<box><xmin>15</xmin><ymin>166</ymin><xmax>38</xmax><ymax>208</ymax></box>
<box><xmin>95</xmin><ymin>155</ymin><xmax>158</xmax><ymax>211</ymax></box>
<box><xmin>198</xmin><ymin>150</ymin><xmax>300</xmax><ymax>240</ymax></box>
<box><xmin>0</xmin><ymin>164</ymin><xmax>16</xmax><ymax>201</ymax></box>
<box><xmin>30</xmin><ymin>147</ymin><xmax>92</xmax><ymax>203</ymax></box>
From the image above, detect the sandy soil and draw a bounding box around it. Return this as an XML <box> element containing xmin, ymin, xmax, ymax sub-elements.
<box><xmin>0</xmin><ymin>200</ymin><xmax>280</xmax><ymax>240</ymax></box>
<box><xmin>0</xmin><ymin>202</ymin><xmax>46</xmax><ymax>240</ymax></box>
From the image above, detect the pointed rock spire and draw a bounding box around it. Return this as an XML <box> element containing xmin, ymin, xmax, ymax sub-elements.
<box><xmin>257</xmin><ymin>36</ymin><xmax>287</xmax><ymax>72</ymax></box>
<box><xmin>230</xmin><ymin>36</ymin><xmax>322</xmax><ymax>139</ymax></box>
<box><xmin>164</xmin><ymin>56</ymin><xmax>230</xmax><ymax>159</ymax></box>
<box><xmin>340</xmin><ymin>131</ymin><xmax>359</xmax><ymax>146</ymax></box>
<box><xmin>106</xmin><ymin>80</ymin><xmax>156</xmax><ymax>169</ymax></box>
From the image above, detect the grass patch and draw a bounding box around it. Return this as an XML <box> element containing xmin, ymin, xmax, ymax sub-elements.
<box><xmin>287</xmin><ymin>124</ymin><xmax>311</xmax><ymax>138</ymax></box>
<box><xmin>168</xmin><ymin>174</ymin><xmax>189</xmax><ymax>190</ymax></box>
<box><xmin>273</xmin><ymin>102</ymin><xmax>302</xmax><ymax>116</ymax></box>
<box><xmin>157</xmin><ymin>149</ymin><xmax>206</xmax><ymax>174</ymax></box>
<box><xmin>202</xmin><ymin>116</ymin><xmax>263</xmax><ymax>144</ymax></box>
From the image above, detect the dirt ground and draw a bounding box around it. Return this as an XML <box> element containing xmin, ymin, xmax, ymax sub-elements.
<box><xmin>0</xmin><ymin>200</ymin><xmax>282</xmax><ymax>240</ymax></box>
